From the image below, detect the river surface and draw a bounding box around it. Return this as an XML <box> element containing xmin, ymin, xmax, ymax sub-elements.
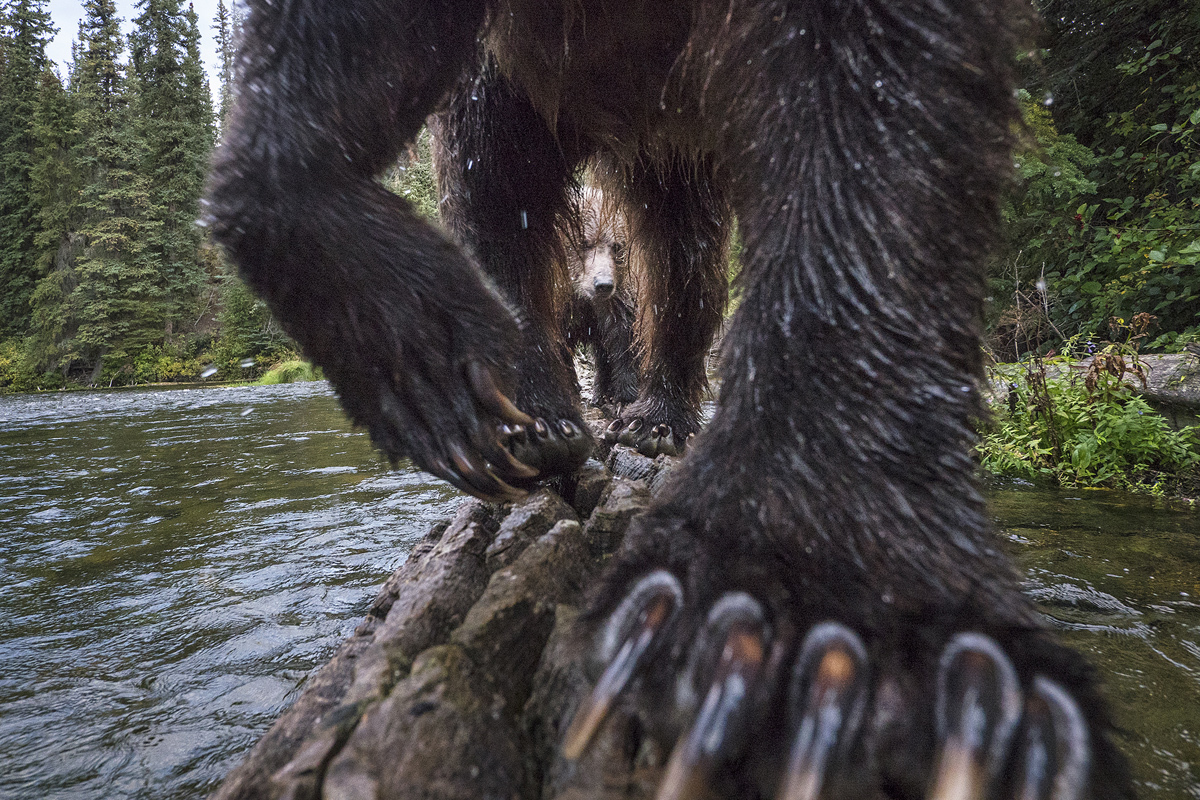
<box><xmin>0</xmin><ymin>382</ymin><xmax>1196</xmax><ymax>799</ymax></box>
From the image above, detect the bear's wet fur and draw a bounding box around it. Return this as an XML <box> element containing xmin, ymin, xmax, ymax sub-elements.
<box><xmin>565</xmin><ymin>186</ymin><xmax>640</xmax><ymax>409</ymax></box>
<box><xmin>207</xmin><ymin>1</ymin><xmax>1134</xmax><ymax>798</ymax></box>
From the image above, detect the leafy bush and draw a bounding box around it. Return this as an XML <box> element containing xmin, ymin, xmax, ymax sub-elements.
<box><xmin>127</xmin><ymin>342</ymin><xmax>205</xmax><ymax>384</ymax></box>
<box><xmin>0</xmin><ymin>338</ymin><xmax>60</xmax><ymax>392</ymax></box>
<box><xmin>994</xmin><ymin>36</ymin><xmax>1200</xmax><ymax>352</ymax></box>
<box><xmin>979</xmin><ymin>334</ymin><xmax>1200</xmax><ymax>494</ymax></box>
<box><xmin>208</xmin><ymin>268</ymin><xmax>296</xmax><ymax>379</ymax></box>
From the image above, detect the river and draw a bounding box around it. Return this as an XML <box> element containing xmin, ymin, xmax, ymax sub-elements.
<box><xmin>0</xmin><ymin>382</ymin><xmax>1196</xmax><ymax>799</ymax></box>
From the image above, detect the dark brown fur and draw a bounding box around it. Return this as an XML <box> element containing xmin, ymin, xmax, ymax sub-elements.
<box><xmin>207</xmin><ymin>2</ymin><xmax>1132</xmax><ymax>798</ymax></box>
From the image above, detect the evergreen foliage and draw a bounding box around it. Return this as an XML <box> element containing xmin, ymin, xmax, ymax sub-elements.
<box><xmin>130</xmin><ymin>0</ymin><xmax>215</xmax><ymax>329</ymax></box>
<box><xmin>212</xmin><ymin>0</ymin><xmax>233</xmax><ymax>128</ymax></box>
<box><xmin>0</xmin><ymin>0</ymin><xmax>56</xmax><ymax>337</ymax></box>
<box><xmin>2</xmin><ymin>0</ymin><xmax>1197</xmax><ymax>397</ymax></box>
<box><xmin>0</xmin><ymin>0</ymin><xmax>293</xmax><ymax>391</ymax></box>
<box><xmin>383</xmin><ymin>127</ymin><xmax>440</xmax><ymax>221</ymax></box>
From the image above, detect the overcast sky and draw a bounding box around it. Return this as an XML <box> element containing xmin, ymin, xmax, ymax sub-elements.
<box><xmin>43</xmin><ymin>0</ymin><xmax>229</xmax><ymax>95</ymax></box>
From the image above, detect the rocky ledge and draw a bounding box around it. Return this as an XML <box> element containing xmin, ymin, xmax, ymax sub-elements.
<box><xmin>211</xmin><ymin>421</ymin><xmax>677</xmax><ymax>800</ymax></box>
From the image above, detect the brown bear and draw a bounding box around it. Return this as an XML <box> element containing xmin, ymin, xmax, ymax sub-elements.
<box><xmin>565</xmin><ymin>186</ymin><xmax>639</xmax><ymax>410</ymax></box>
<box><xmin>207</xmin><ymin>2</ymin><xmax>1132</xmax><ymax>799</ymax></box>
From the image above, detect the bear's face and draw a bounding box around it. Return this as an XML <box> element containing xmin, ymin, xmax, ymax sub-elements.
<box><xmin>573</xmin><ymin>187</ymin><xmax>628</xmax><ymax>302</ymax></box>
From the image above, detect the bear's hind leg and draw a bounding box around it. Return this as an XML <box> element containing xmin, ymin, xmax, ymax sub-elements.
<box><xmin>599</xmin><ymin>153</ymin><xmax>731</xmax><ymax>458</ymax></box>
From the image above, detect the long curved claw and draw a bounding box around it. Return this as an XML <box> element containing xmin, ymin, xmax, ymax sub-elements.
<box><xmin>1011</xmin><ymin>678</ymin><xmax>1089</xmax><ymax>800</ymax></box>
<box><xmin>930</xmin><ymin>634</ymin><xmax>1023</xmax><ymax>800</ymax></box>
<box><xmin>778</xmin><ymin>623</ymin><xmax>870</xmax><ymax>800</ymax></box>
<box><xmin>500</xmin><ymin>417</ymin><xmax>589</xmax><ymax>477</ymax></box>
<box><xmin>427</xmin><ymin>455</ymin><xmax>494</xmax><ymax>501</ymax></box>
<box><xmin>532</xmin><ymin>417</ymin><xmax>571</xmax><ymax>467</ymax></box>
<box><xmin>466</xmin><ymin>360</ymin><xmax>534</xmax><ymax>426</ymax></box>
<box><xmin>482</xmin><ymin>436</ymin><xmax>540</xmax><ymax>481</ymax></box>
<box><xmin>563</xmin><ymin>572</ymin><xmax>683</xmax><ymax>760</ymax></box>
<box><xmin>657</xmin><ymin>595</ymin><xmax>768</xmax><ymax>800</ymax></box>
<box><xmin>447</xmin><ymin>441</ymin><xmax>527</xmax><ymax>502</ymax></box>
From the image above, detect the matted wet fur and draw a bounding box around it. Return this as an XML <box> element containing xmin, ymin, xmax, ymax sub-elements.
<box><xmin>207</xmin><ymin>2</ymin><xmax>1134</xmax><ymax>799</ymax></box>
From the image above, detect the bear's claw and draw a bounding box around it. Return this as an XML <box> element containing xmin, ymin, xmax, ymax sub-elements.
<box><xmin>566</xmin><ymin>574</ymin><xmax>1096</xmax><ymax>800</ymax></box>
<box><xmin>605</xmin><ymin>418</ymin><xmax>686</xmax><ymax>458</ymax></box>
<box><xmin>500</xmin><ymin>417</ymin><xmax>592</xmax><ymax>479</ymax></box>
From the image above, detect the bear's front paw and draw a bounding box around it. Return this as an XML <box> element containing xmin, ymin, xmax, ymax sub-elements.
<box><xmin>361</xmin><ymin>358</ymin><xmax>540</xmax><ymax>502</ymax></box>
<box><xmin>565</xmin><ymin>567</ymin><xmax>1113</xmax><ymax>800</ymax></box>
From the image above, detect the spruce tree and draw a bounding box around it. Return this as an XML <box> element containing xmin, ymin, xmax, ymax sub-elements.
<box><xmin>27</xmin><ymin>66</ymin><xmax>79</xmax><ymax>368</ymax></box>
<box><xmin>213</xmin><ymin>0</ymin><xmax>233</xmax><ymax>129</ymax></box>
<box><xmin>0</xmin><ymin>0</ymin><xmax>56</xmax><ymax>337</ymax></box>
<box><xmin>67</xmin><ymin>0</ymin><xmax>159</xmax><ymax>381</ymax></box>
<box><xmin>130</xmin><ymin>0</ymin><xmax>215</xmax><ymax>337</ymax></box>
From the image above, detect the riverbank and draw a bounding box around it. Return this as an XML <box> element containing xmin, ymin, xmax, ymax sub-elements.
<box><xmin>211</xmin><ymin>412</ymin><xmax>669</xmax><ymax>800</ymax></box>
<box><xmin>988</xmin><ymin>353</ymin><xmax>1200</xmax><ymax>418</ymax></box>
<box><xmin>981</xmin><ymin>352</ymin><xmax>1200</xmax><ymax>500</ymax></box>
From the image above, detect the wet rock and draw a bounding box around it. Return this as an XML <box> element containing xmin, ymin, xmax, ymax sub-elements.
<box><xmin>363</xmin><ymin>520</ymin><xmax>450</xmax><ymax>623</ymax></box>
<box><xmin>606</xmin><ymin>445</ymin><xmax>657</xmax><ymax>482</ymax></box>
<box><xmin>211</xmin><ymin>439</ymin><xmax>676</xmax><ymax>800</ymax></box>
<box><xmin>456</xmin><ymin>520</ymin><xmax>592</xmax><ymax>712</ymax></box>
<box><xmin>210</xmin><ymin>633</ymin><xmax>377</xmax><ymax>800</ymax></box>
<box><xmin>322</xmin><ymin>644</ymin><xmax>528</xmax><ymax>800</ymax></box>
<box><xmin>581</xmin><ymin>476</ymin><xmax>651</xmax><ymax>558</ymax></box>
<box><xmin>485</xmin><ymin>489</ymin><xmax>578</xmax><ymax>572</ymax></box>
<box><xmin>258</xmin><ymin>502</ymin><xmax>499</xmax><ymax>800</ymax></box>
<box><xmin>562</xmin><ymin>459</ymin><xmax>612</xmax><ymax>520</ymax></box>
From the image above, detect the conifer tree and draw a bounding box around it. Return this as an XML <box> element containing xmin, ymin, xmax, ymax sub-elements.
<box><xmin>213</xmin><ymin>0</ymin><xmax>234</xmax><ymax>129</ymax></box>
<box><xmin>130</xmin><ymin>0</ymin><xmax>215</xmax><ymax>337</ymax></box>
<box><xmin>0</xmin><ymin>0</ymin><xmax>56</xmax><ymax>337</ymax></box>
<box><xmin>27</xmin><ymin>66</ymin><xmax>79</xmax><ymax>367</ymax></box>
<box><xmin>66</xmin><ymin>0</ymin><xmax>159</xmax><ymax>380</ymax></box>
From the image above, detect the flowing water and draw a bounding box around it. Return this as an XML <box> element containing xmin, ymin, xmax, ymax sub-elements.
<box><xmin>0</xmin><ymin>383</ymin><xmax>1196</xmax><ymax>799</ymax></box>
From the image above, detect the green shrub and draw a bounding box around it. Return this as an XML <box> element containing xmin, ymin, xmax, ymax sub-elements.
<box><xmin>0</xmin><ymin>338</ymin><xmax>60</xmax><ymax>393</ymax></box>
<box><xmin>256</xmin><ymin>359</ymin><xmax>322</xmax><ymax>385</ymax></box>
<box><xmin>980</xmin><ymin>337</ymin><xmax>1200</xmax><ymax>493</ymax></box>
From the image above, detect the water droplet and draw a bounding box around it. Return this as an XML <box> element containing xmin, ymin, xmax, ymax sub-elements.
<box><xmin>240</xmin><ymin>358</ymin><xmax>256</xmax><ymax>368</ymax></box>
<box><xmin>1043</xmin><ymin>92</ymin><xmax>1054</xmax><ymax>106</ymax></box>
<box><xmin>200</xmin><ymin>365</ymin><xmax>218</xmax><ymax>379</ymax></box>
<box><xmin>519</xmin><ymin>209</ymin><xmax>528</xmax><ymax>229</ymax></box>
<box><xmin>467</xmin><ymin>159</ymin><xmax>473</xmax><ymax>170</ymax></box>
